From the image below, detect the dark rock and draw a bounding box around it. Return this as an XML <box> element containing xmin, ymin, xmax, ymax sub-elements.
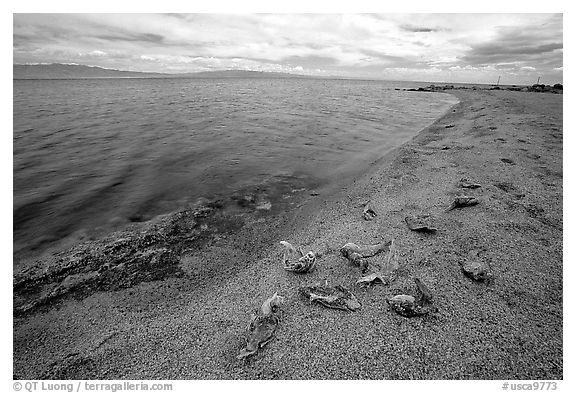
<box><xmin>13</xmin><ymin>204</ymin><xmax>225</xmax><ymax>316</ymax></box>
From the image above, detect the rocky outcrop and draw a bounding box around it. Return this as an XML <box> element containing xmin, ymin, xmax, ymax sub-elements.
<box><xmin>13</xmin><ymin>204</ymin><xmax>221</xmax><ymax>316</ymax></box>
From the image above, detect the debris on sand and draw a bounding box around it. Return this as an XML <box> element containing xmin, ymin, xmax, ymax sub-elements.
<box><xmin>459</xmin><ymin>178</ymin><xmax>482</xmax><ymax>189</ymax></box>
<box><xmin>237</xmin><ymin>293</ymin><xmax>284</xmax><ymax>359</ymax></box>
<box><xmin>260</xmin><ymin>292</ymin><xmax>285</xmax><ymax>315</ymax></box>
<box><xmin>446</xmin><ymin>196</ymin><xmax>480</xmax><ymax>211</ymax></box>
<box><xmin>387</xmin><ymin>278</ymin><xmax>437</xmax><ymax>317</ymax></box>
<box><xmin>460</xmin><ymin>250</ymin><xmax>493</xmax><ymax>282</ymax></box>
<box><xmin>300</xmin><ymin>280</ymin><xmax>361</xmax><ymax>311</ymax></box>
<box><xmin>405</xmin><ymin>215</ymin><xmax>437</xmax><ymax>233</ymax></box>
<box><xmin>280</xmin><ymin>241</ymin><xmax>317</xmax><ymax>273</ymax></box>
<box><xmin>343</xmin><ymin>239</ymin><xmax>399</xmax><ymax>286</ymax></box>
<box><xmin>237</xmin><ymin>314</ymin><xmax>279</xmax><ymax>359</ymax></box>
<box><xmin>362</xmin><ymin>205</ymin><xmax>377</xmax><ymax>221</ymax></box>
<box><xmin>340</xmin><ymin>240</ymin><xmax>393</xmax><ymax>263</ymax></box>
<box><xmin>356</xmin><ymin>272</ymin><xmax>387</xmax><ymax>286</ymax></box>
<box><xmin>340</xmin><ymin>239</ymin><xmax>395</xmax><ymax>274</ymax></box>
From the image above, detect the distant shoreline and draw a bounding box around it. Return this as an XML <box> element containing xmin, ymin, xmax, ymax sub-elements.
<box><xmin>13</xmin><ymin>63</ymin><xmax>562</xmax><ymax>87</ymax></box>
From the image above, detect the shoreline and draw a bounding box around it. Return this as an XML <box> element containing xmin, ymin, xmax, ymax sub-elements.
<box><xmin>12</xmin><ymin>84</ymin><xmax>457</xmax><ymax>267</ymax></box>
<box><xmin>14</xmin><ymin>89</ymin><xmax>563</xmax><ymax>379</ymax></box>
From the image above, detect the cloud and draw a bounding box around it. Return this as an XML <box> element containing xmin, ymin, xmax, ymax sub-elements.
<box><xmin>459</xmin><ymin>15</ymin><xmax>563</xmax><ymax>71</ymax></box>
<box><xmin>462</xmin><ymin>40</ymin><xmax>562</xmax><ymax>65</ymax></box>
<box><xmin>12</xmin><ymin>13</ymin><xmax>563</xmax><ymax>84</ymax></box>
<box><xmin>399</xmin><ymin>24</ymin><xmax>442</xmax><ymax>33</ymax></box>
<box><xmin>95</xmin><ymin>33</ymin><xmax>166</xmax><ymax>45</ymax></box>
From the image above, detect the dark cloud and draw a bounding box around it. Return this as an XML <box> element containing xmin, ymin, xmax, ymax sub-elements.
<box><xmin>400</xmin><ymin>24</ymin><xmax>443</xmax><ymax>33</ymax></box>
<box><xmin>460</xmin><ymin>17</ymin><xmax>562</xmax><ymax>68</ymax></box>
<box><xmin>13</xmin><ymin>33</ymin><xmax>51</xmax><ymax>48</ymax></box>
<box><xmin>95</xmin><ymin>33</ymin><xmax>165</xmax><ymax>44</ymax></box>
<box><xmin>13</xmin><ymin>24</ymin><xmax>77</xmax><ymax>48</ymax></box>
<box><xmin>463</xmin><ymin>42</ymin><xmax>562</xmax><ymax>64</ymax></box>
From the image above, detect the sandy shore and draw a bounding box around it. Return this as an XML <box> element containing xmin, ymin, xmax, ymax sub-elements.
<box><xmin>13</xmin><ymin>89</ymin><xmax>562</xmax><ymax>380</ymax></box>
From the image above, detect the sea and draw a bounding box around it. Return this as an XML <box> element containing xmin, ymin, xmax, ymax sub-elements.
<box><xmin>13</xmin><ymin>78</ymin><xmax>458</xmax><ymax>263</ymax></box>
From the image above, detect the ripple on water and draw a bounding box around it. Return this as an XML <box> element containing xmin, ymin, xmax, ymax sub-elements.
<box><xmin>13</xmin><ymin>78</ymin><xmax>457</xmax><ymax>261</ymax></box>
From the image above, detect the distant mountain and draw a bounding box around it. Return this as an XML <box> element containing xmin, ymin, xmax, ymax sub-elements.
<box><xmin>13</xmin><ymin>64</ymin><xmax>168</xmax><ymax>79</ymax></box>
<box><xmin>13</xmin><ymin>63</ymin><xmax>315</xmax><ymax>80</ymax></box>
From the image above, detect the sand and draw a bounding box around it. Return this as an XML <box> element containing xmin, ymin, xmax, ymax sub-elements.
<box><xmin>13</xmin><ymin>89</ymin><xmax>563</xmax><ymax>380</ymax></box>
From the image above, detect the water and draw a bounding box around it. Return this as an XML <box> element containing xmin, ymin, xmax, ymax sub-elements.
<box><xmin>13</xmin><ymin>78</ymin><xmax>457</xmax><ymax>262</ymax></box>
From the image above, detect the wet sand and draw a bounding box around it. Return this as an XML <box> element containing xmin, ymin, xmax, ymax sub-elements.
<box><xmin>13</xmin><ymin>89</ymin><xmax>562</xmax><ymax>380</ymax></box>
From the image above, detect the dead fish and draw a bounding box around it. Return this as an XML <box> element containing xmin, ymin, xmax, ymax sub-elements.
<box><xmin>362</xmin><ymin>206</ymin><xmax>377</xmax><ymax>221</ymax></box>
<box><xmin>287</xmin><ymin>251</ymin><xmax>317</xmax><ymax>273</ymax></box>
<box><xmin>340</xmin><ymin>240</ymin><xmax>393</xmax><ymax>260</ymax></box>
<box><xmin>414</xmin><ymin>277</ymin><xmax>433</xmax><ymax>304</ymax></box>
<box><xmin>280</xmin><ymin>241</ymin><xmax>316</xmax><ymax>273</ymax></box>
<box><xmin>300</xmin><ymin>280</ymin><xmax>361</xmax><ymax>311</ymax></box>
<box><xmin>459</xmin><ymin>178</ymin><xmax>482</xmax><ymax>189</ymax></box>
<box><xmin>446</xmin><ymin>196</ymin><xmax>479</xmax><ymax>211</ymax></box>
<box><xmin>357</xmin><ymin>240</ymin><xmax>399</xmax><ymax>286</ymax></box>
<box><xmin>356</xmin><ymin>272</ymin><xmax>387</xmax><ymax>286</ymax></box>
<box><xmin>460</xmin><ymin>251</ymin><xmax>492</xmax><ymax>282</ymax></box>
<box><xmin>461</xmin><ymin>260</ymin><xmax>492</xmax><ymax>282</ymax></box>
<box><xmin>280</xmin><ymin>241</ymin><xmax>298</xmax><ymax>264</ymax></box>
<box><xmin>380</xmin><ymin>238</ymin><xmax>399</xmax><ymax>275</ymax></box>
<box><xmin>260</xmin><ymin>292</ymin><xmax>285</xmax><ymax>315</ymax></box>
<box><xmin>340</xmin><ymin>240</ymin><xmax>393</xmax><ymax>274</ymax></box>
<box><xmin>341</xmin><ymin>239</ymin><xmax>397</xmax><ymax>275</ymax></box>
<box><xmin>237</xmin><ymin>293</ymin><xmax>284</xmax><ymax>359</ymax></box>
<box><xmin>405</xmin><ymin>215</ymin><xmax>437</xmax><ymax>233</ymax></box>
<box><xmin>237</xmin><ymin>313</ymin><xmax>279</xmax><ymax>359</ymax></box>
<box><xmin>387</xmin><ymin>277</ymin><xmax>436</xmax><ymax>317</ymax></box>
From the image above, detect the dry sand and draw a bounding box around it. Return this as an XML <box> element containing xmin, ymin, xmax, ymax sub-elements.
<box><xmin>13</xmin><ymin>89</ymin><xmax>562</xmax><ymax>380</ymax></box>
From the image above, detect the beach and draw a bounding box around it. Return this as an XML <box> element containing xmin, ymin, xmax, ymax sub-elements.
<box><xmin>13</xmin><ymin>88</ymin><xmax>563</xmax><ymax>380</ymax></box>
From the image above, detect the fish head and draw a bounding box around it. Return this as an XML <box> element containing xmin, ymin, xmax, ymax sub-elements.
<box><xmin>344</xmin><ymin>298</ymin><xmax>362</xmax><ymax>311</ymax></box>
<box><xmin>388</xmin><ymin>294</ymin><xmax>416</xmax><ymax>307</ymax></box>
<box><xmin>269</xmin><ymin>292</ymin><xmax>285</xmax><ymax>310</ymax></box>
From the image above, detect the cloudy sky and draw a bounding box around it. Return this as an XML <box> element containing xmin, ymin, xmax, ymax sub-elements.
<box><xmin>13</xmin><ymin>13</ymin><xmax>563</xmax><ymax>84</ymax></box>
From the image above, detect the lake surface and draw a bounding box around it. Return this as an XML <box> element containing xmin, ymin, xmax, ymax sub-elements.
<box><xmin>13</xmin><ymin>78</ymin><xmax>458</xmax><ymax>262</ymax></box>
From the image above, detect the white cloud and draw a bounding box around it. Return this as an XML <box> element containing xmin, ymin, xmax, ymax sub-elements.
<box><xmin>13</xmin><ymin>13</ymin><xmax>563</xmax><ymax>83</ymax></box>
